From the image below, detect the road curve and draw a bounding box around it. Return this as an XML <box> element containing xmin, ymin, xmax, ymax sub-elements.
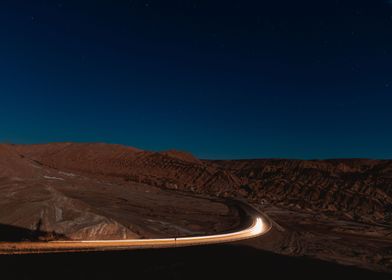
<box><xmin>0</xmin><ymin>200</ymin><xmax>271</xmax><ymax>254</ymax></box>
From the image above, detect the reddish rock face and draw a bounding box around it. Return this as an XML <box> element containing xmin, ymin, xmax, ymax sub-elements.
<box><xmin>0</xmin><ymin>143</ymin><xmax>240</xmax><ymax>241</ymax></box>
<box><xmin>209</xmin><ymin>159</ymin><xmax>392</xmax><ymax>224</ymax></box>
<box><xmin>0</xmin><ymin>144</ymin><xmax>40</xmax><ymax>178</ymax></box>
<box><xmin>13</xmin><ymin>143</ymin><xmax>392</xmax><ymax>225</ymax></box>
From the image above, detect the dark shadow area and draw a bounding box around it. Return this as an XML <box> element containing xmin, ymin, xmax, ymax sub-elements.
<box><xmin>0</xmin><ymin>223</ymin><xmax>66</xmax><ymax>241</ymax></box>
<box><xmin>0</xmin><ymin>244</ymin><xmax>390</xmax><ymax>280</ymax></box>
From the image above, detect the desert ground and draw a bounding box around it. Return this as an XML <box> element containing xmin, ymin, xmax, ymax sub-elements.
<box><xmin>0</xmin><ymin>142</ymin><xmax>391</xmax><ymax>275</ymax></box>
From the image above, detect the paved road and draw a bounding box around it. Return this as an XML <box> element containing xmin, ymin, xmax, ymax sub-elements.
<box><xmin>0</xmin><ymin>201</ymin><xmax>271</xmax><ymax>254</ymax></box>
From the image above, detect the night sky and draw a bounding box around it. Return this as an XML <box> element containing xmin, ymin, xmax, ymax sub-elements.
<box><xmin>1</xmin><ymin>0</ymin><xmax>391</xmax><ymax>159</ymax></box>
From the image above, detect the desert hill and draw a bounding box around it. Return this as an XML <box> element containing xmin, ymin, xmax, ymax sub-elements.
<box><xmin>0</xmin><ymin>143</ymin><xmax>239</xmax><ymax>241</ymax></box>
<box><xmin>13</xmin><ymin>143</ymin><xmax>392</xmax><ymax>225</ymax></box>
<box><xmin>1</xmin><ymin>142</ymin><xmax>391</xmax><ymax>272</ymax></box>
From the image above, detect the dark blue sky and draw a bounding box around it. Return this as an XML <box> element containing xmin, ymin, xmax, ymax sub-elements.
<box><xmin>1</xmin><ymin>0</ymin><xmax>391</xmax><ymax>159</ymax></box>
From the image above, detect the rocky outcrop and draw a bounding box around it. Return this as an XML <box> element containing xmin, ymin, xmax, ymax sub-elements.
<box><xmin>13</xmin><ymin>143</ymin><xmax>391</xmax><ymax>225</ymax></box>
<box><xmin>209</xmin><ymin>159</ymin><xmax>392</xmax><ymax>225</ymax></box>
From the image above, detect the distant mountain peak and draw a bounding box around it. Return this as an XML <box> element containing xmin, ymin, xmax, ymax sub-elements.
<box><xmin>159</xmin><ymin>149</ymin><xmax>201</xmax><ymax>164</ymax></box>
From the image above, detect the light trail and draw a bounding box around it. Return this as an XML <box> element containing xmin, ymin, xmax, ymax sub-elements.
<box><xmin>57</xmin><ymin>216</ymin><xmax>266</xmax><ymax>246</ymax></box>
<box><xmin>0</xmin><ymin>202</ymin><xmax>271</xmax><ymax>254</ymax></box>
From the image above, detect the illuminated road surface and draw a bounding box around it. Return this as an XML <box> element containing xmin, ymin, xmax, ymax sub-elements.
<box><xmin>0</xmin><ymin>203</ymin><xmax>271</xmax><ymax>254</ymax></box>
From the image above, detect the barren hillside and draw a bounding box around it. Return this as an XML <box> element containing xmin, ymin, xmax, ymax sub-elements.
<box><xmin>3</xmin><ymin>143</ymin><xmax>392</xmax><ymax>272</ymax></box>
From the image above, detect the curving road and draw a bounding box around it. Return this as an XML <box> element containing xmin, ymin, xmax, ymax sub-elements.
<box><xmin>0</xmin><ymin>200</ymin><xmax>271</xmax><ymax>254</ymax></box>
